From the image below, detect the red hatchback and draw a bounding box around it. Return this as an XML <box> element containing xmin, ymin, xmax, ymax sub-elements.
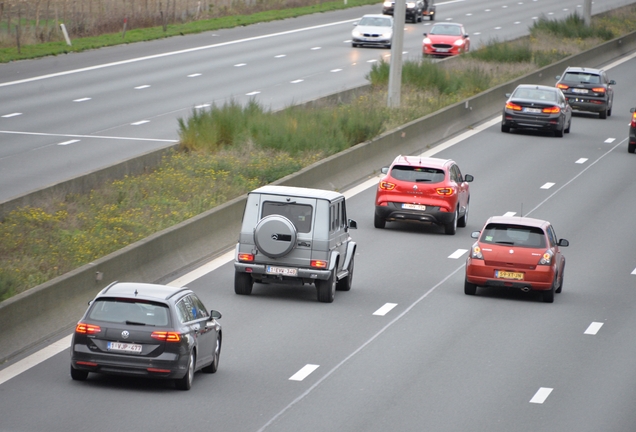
<box><xmin>374</xmin><ymin>156</ymin><xmax>473</xmax><ymax>235</ymax></box>
<box><xmin>465</xmin><ymin>216</ymin><xmax>569</xmax><ymax>303</ymax></box>
<box><xmin>422</xmin><ymin>22</ymin><xmax>470</xmax><ymax>57</ymax></box>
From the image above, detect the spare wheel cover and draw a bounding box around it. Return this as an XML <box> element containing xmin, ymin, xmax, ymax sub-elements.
<box><xmin>254</xmin><ymin>215</ymin><xmax>297</xmax><ymax>258</ymax></box>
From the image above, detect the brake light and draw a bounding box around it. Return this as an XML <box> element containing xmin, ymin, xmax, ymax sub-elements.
<box><xmin>505</xmin><ymin>102</ymin><xmax>522</xmax><ymax>111</ymax></box>
<box><xmin>538</xmin><ymin>250</ymin><xmax>554</xmax><ymax>266</ymax></box>
<box><xmin>151</xmin><ymin>331</ymin><xmax>181</xmax><ymax>342</ymax></box>
<box><xmin>311</xmin><ymin>260</ymin><xmax>328</xmax><ymax>269</ymax></box>
<box><xmin>471</xmin><ymin>243</ymin><xmax>483</xmax><ymax>260</ymax></box>
<box><xmin>542</xmin><ymin>106</ymin><xmax>561</xmax><ymax>114</ymax></box>
<box><xmin>436</xmin><ymin>187</ymin><xmax>455</xmax><ymax>196</ymax></box>
<box><xmin>238</xmin><ymin>253</ymin><xmax>254</xmax><ymax>262</ymax></box>
<box><xmin>631</xmin><ymin>112</ymin><xmax>636</xmax><ymax>128</ymax></box>
<box><xmin>75</xmin><ymin>323</ymin><xmax>101</xmax><ymax>335</ymax></box>
<box><xmin>379</xmin><ymin>181</ymin><xmax>396</xmax><ymax>190</ymax></box>
<box><xmin>556</xmin><ymin>83</ymin><xmax>569</xmax><ymax>90</ymax></box>
<box><xmin>591</xmin><ymin>87</ymin><xmax>606</xmax><ymax>93</ymax></box>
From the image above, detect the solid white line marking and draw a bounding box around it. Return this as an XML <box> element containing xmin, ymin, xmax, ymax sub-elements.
<box><xmin>448</xmin><ymin>249</ymin><xmax>468</xmax><ymax>259</ymax></box>
<box><xmin>58</xmin><ymin>140</ymin><xmax>80</xmax><ymax>146</ymax></box>
<box><xmin>289</xmin><ymin>364</ymin><xmax>319</xmax><ymax>381</ymax></box>
<box><xmin>246</xmin><ymin>91</ymin><xmax>260</xmax><ymax>96</ymax></box>
<box><xmin>131</xmin><ymin>120</ymin><xmax>150</xmax><ymax>126</ymax></box>
<box><xmin>503</xmin><ymin>211</ymin><xmax>516</xmax><ymax>217</ymax></box>
<box><xmin>134</xmin><ymin>85</ymin><xmax>150</xmax><ymax>89</ymax></box>
<box><xmin>540</xmin><ymin>182</ymin><xmax>555</xmax><ymax>189</ymax></box>
<box><xmin>367</xmin><ymin>59</ymin><xmax>378</xmax><ymax>63</ymax></box>
<box><xmin>0</xmin><ymin>130</ymin><xmax>177</xmax><ymax>142</ymax></box>
<box><xmin>530</xmin><ymin>387</ymin><xmax>553</xmax><ymax>404</ymax></box>
<box><xmin>0</xmin><ymin>335</ymin><xmax>72</xmax><ymax>386</ymax></box>
<box><xmin>604</xmin><ymin>138</ymin><xmax>615</xmax><ymax>143</ymax></box>
<box><xmin>575</xmin><ymin>158</ymin><xmax>588</xmax><ymax>164</ymax></box>
<box><xmin>2</xmin><ymin>113</ymin><xmax>22</xmax><ymax>118</ymax></box>
<box><xmin>373</xmin><ymin>303</ymin><xmax>397</xmax><ymax>316</ymax></box>
<box><xmin>195</xmin><ymin>104</ymin><xmax>211</xmax><ymax>109</ymax></box>
<box><xmin>584</xmin><ymin>322</ymin><xmax>603</xmax><ymax>335</ymax></box>
<box><xmin>73</xmin><ymin>98</ymin><xmax>91</xmax><ymax>102</ymax></box>
<box><xmin>311</xmin><ymin>47</ymin><xmax>321</xmax><ymax>50</ymax></box>
<box><xmin>187</xmin><ymin>73</ymin><xmax>202</xmax><ymax>77</ymax></box>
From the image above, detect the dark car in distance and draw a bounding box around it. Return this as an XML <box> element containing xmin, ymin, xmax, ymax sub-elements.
<box><xmin>501</xmin><ymin>84</ymin><xmax>572</xmax><ymax>137</ymax></box>
<box><xmin>556</xmin><ymin>66</ymin><xmax>615</xmax><ymax>119</ymax></box>
<box><xmin>70</xmin><ymin>282</ymin><xmax>222</xmax><ymax>390</ymax></box>
<box><xmin>382</xmin><ymin>0</ymin><xmax>424</xmax><ymax>23</ymax></box>
<box><xmin>629</xmin><ymin>107</ymin><xmax>636</xmax><ymax>153</ymax></box>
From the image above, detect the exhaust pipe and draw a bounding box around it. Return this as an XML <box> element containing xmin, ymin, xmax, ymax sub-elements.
<box><xmin>520</xmin><ymin>287</ymin><xmax>530</xmax><ymax>292</ymax></box>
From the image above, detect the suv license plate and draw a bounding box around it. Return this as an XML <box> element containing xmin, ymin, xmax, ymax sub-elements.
<box><xmin>571</xmin><ymin>88</ymin><xmax>588</xmax><ymax>94</ymax></box>
<box><xmin>495</xmin><ymin>270</ymin><xmax>524</xmax><ymax>280</ymax></box>
<box><xmin>402</xmin><ymin>203</ymin><xmax>426</xmax><ymax>211</ymax></box>
<box><xmin>108</xmin><ymin>342</ymin><xmax>142</xmax><ymax>353</ymax></box>
<box><xmin>266</xmin><ymin>266</ymin><xmax>298</xmax><ymax>276</ymax></box>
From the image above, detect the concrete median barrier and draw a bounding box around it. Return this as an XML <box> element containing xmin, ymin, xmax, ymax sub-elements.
<box><xmin>1</xmin><ymin>31</ymin><xmax>635</xmax><ymax>364</ymax></box>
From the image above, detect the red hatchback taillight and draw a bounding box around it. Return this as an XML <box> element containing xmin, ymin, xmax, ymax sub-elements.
<box><xmin>151</xmin><ymin>331</ymin><xmax>181</xmax><ymax>342</ymax></box>
<box><xmin>505</xmin><ymin>102</ymin><xmax>522</xmax><ymax>111</ymax></box>
<box><xmin>542</xmin><ymin>106</ymin><xmax>561</xmax><ymax>114</ymax></box>
<box><xmin>379</xmin><ymin>181</ymin><xmax>396</xmax><ymax>190</ymax></box>
<box><xmin>75</xmin><ymin>323</ymin><xmax>101</xmax><ymax>335</ymax></box>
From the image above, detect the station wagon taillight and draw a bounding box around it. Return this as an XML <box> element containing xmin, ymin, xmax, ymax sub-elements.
<box><xmin>542</xmin><ymin>106</ymin><xmax>561</xmax><ymax>114</ymax></box>
<box><xmin>75</xmin><ymin>323</ymin><xmax>101</xmax><ymax>335</ymax></box>
<box><xmin>151</xmin><ymin>331</ymin><xmax>181</xmax><ymax>342</ymax></box>
<box><xmin>505</xmin><ymin>102</ymin><xmax>522</xmax><ymax>111</ymax></box>
<box><xmin>238</xmin><ymin>253</ymin><xmax>254</xmax><ymax>262</ymax></box>
<box><xmin>379</xmin><ymin>181</ymin><xmax>396</xmax><ymax>190</ymax></box>
<box><xmin>311</xmin><ymin>260</ymin><xmax>328</xmax><ymax>269</ymax></box>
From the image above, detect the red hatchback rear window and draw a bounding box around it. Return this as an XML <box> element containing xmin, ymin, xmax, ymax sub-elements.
<box><xmin>480</xmin><ymin>223</ymin><xmax>546</xmax><ymax>248</ymax></box>
<box><xmin>390</xmin><ymin>166</ymin><xmax>445</xmax><ymax>183</ymax></box>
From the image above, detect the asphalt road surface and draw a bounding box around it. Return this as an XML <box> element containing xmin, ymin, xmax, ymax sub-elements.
<box><xmin>0</xmin><ymin>0</ymin><xmax>631</xmax><ymax>202</ymax></box>
<box><xmin>1</xmin><ymin>37</ymin><xmax>635</xmax><ymax>432</ymax></box>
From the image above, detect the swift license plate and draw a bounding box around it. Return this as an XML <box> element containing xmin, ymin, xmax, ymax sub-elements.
<box><xmin>495</xmin><ymin>270</ymin><xmax>524</xmax><ymax>280</ymax></box>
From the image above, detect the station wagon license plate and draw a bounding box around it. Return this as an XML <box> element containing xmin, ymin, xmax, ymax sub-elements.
<box><xmin>108</xmin><ymin>342</ymin><xmax>142</xmax><ymax>353</ymax></box>
<box><xmin>522</xmin><ymin>107</ymin><xmax>542</xmax><ymax>114</ymax></box>
<box><xmin>266</xmin><ymin>265</ymin><xmax>298</xmax><ymax>276</ymax></box>
<box><xmin>571</xmin><ymin>88</ymin><xmax>588</xmax><ymax>94</ymax></box>
<box><xmin>495</xmin><ymin>270</ymin><xmax>524</xmax><ymax>280</ymax></box>
<box><xmin>402</xmin><ymin>203</ymin><xmax>426</xmax><ymax>211</ymax></box>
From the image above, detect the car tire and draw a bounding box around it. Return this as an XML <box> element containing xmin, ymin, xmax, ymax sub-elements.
<box><xmin>202</xmin><ymin>335</ymin><xmax>221</xmax><ymax>374</ymax></box>
<box><xmin>444</xmin><ymin>208</ymin><xmax>458</xmax><ymax>235</ymax></box>
<box><xmin>629</xmin><ymin>143</ymin><xmax>636</xmax><ymax>154</ymax></box>
<box><xmin>175</xmin><ymin>351</ymin><xmax>195</xmax><ymax>391</ymax></box>
<box><xmin>599</xmin><ymin>109</ymin><xmax>607</xmax><ymax>119</ymax></box>
<box><xmin>608</xmin><ymin>106</ymin><xmax>612</xmax><ymax>117</ymax></box>
<box><xmin>458</xmin><ymin>200</ymin><xmax>469</xmax><ymax>228</ymax></box>
<box><xmin>374</xmin><ymin>213</ymin><xmax>386</xmax><ymax>229</ymax></box>
<box><xmin>316</xmin><ymin>268</ymin><xmax>336</xmax><ymax>303</ymax></box>
<box><xmin>554</xmin><ymin>125</ymin><xmax>564</xmax><ymax>138</ymax></box>
<box><xmin>564</xmin><ymin>119</ymin><xmax>571</xmax><ymax>134</ymax></box>
<box><xmin>336</xmin><ymin>255</ymin><xmax>354</xmax><ymax>292</ymax></box>
<box><xmin>234</xmin><ymin>272</ymin><xmax>253</xmax><ymax>295</ymax></box>
<box><xmin>70</xmin><ymin>365</ymin><xmax>88</xmax><ymax>381</ymax></box>
<box><xmin>464</xmin><ymin>279</ymin><xmax>477</xmax><ymax>295</ymax></box>
<box><xmin>555</xmin><ymin>262</ymin><xmax>565</xmax><ymax>294</ymax></box>
<box><xmin>501</xmin><ymin>123</ymin><xmax>510</xmax><ymax>133</ymax></box>
<box><xmin>542</xmin><ymin>282</ymin><xmax>556</xmax><ymax>303</ymax></box>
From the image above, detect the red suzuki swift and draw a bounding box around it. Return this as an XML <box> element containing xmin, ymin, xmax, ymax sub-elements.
<box><xmin>374</xmin><ymin>156</ymin><xmax>473</xmax><ymax>235</ymax></box>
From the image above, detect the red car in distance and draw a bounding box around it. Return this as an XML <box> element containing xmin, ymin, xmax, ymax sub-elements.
<box><xmin>374</xmin><ymin>156</ymin><xmax>473</xmax><ymax>235</ymax></box>
<box><xmin>422</xmin><ymin>22</ymin><xmax>470</xmax><ymax>57</ymax></box>
<box><xmin>465</xmin><ymin>216</ymin><xmax>569</xmax><ymax>303</ymax></box>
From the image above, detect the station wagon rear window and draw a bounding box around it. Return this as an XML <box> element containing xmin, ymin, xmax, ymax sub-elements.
<box><xmin>480</xmin><ymin>224</ymin><xmax>547</xmax><ymax>248</ymax></box>
<box><xmin>390</xmin><ymin>166</ymin><xmax>445</xmax><ymax>183</ymax></box>
<box><xmin>262</xmin><ymin>201</ymin><xmax>313</xmax><ymax>233</ymax></box>
<box><xmin>88</xmin><ymin>299</ymin><xmax>170</xmax><ymax>326</ymax></box>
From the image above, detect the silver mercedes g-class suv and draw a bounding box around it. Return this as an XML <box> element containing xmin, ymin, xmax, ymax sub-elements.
<box><xmin>234</xmin><ymin>185</ymin><xmax>358</xmax><ymax>303</ymax></box>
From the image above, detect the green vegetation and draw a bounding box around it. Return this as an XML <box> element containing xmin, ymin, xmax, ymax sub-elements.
<box><xmin>1</xmin><ymin>6</ymin><xmax>636</xmax><ymax>299</ymax></box>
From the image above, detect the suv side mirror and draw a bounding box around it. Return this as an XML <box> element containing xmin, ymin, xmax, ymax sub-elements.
<box><xmin>381</xmin><ymin>166</ymin><xmax>389</xmax><ymax>174</ymax></box>
<box><xmin>348</xmin><ymin>219</ymin><xmax>358</xmax><ymax>229</ymax></box>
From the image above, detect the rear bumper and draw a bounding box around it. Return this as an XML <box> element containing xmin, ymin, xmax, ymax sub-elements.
<box><xmin>375</xmin><ymin>204</ymin><xmax>454</xmax><ymax>225</ymax></box>
<box><xmin>465</xmin><ymin>260</ymin><xmax>554</xmax><ymax>291</ymax></box>
<box><xmin>566</xmin><ymin>97</ymin><xmax>608</xmax><ymax>113</ymax></box>
<box><xmin>503</xmin><ymin>112</ymin><xmax>562</xmax><ymax>131</ymax></box>
<box><xmin>234</xmin><ymin>262</ymin><xmax>332</xmax><ymax>281</ymax></box>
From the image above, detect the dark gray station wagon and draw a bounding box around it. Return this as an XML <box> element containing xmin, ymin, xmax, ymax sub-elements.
<box><xmin>234</xmin><ymin>185</ymin><xmax>357</xmax><ymax>303</ymax></box>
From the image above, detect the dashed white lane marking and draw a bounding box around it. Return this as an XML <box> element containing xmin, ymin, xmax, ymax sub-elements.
<box><xmin>289</xmin><ymin>364</ymin><xmax>319</xmax><ymax>381</ymax></box>
<box><xmin>275</xmin><ymin>54</ymin><xmax>286</xmax><ymax>58</ymax></box>
<box><xmin>373</xmin><ymin>303</ymin><xmax>397</xmax><ymax>316</ymax></box>
<box><xmin>540</xmin><ymin>182</ymin><xmax>555</xmax><ymax>189</ymax></box>
<box><xmin>131</xmin><ymin>120</ymin><xmax>150</xmax><ymax>126</ymax></box>
<box><xmin>291</xmin><ymin>79</ymin><xmax>304</xmax><ymax>84</ymax></box>
<box><xmin>0</xmin><ymin>335</ymin><xmax>72</xmax><ymax>386</ymax></box>
<box><xmin>187</xmin><ymin>73</ymin><xmax>202</xmax><ymax>77</ymax></box>
<box><xmin>605</xmin><ymin>138</ymin><xmax>616</xmax><ymax>143</ymax></box>
<box><xmin>2</xmin><ymin>113</ymin><xmax>22</xmax><ymax>118</ymax></box>
<box><xmin>246</xmin><ymin>91</ymin><xmax>261</xmax><ymax>96</ymax></box>
<box><xmin>134</xmin><ymin>85</ymin><xmax>150</xmax><ymax>89</ymax></box>
<box><xmin>503</xmin><ymin>211</ymin><xmax>516</xmax><ymax>217</ymax></box>
<box><xmin>73</xmin><ymin>98</ymin><xmax>91</xmax><ymax>102</ymax></box>
<box><xmin>195</xmin><ymin>104</ymin><xmax>211</xmax><ymax>109</ymax></box>
<box><xmin>584</xmin><ymin>322</ymin><xmax>604</xmax><ymax>335</ymax></box>
<box><xmin>367</xmin><ymin>59</ymin><xmax>378</xmax><ymax>63</ymax></box>
<box><xmin>631</xmin><ymin>267</ymin><xmax>636</xmax><ymax>275</ymax></box>
<box><xmin>234</xmin><ymin>63</ymin><xmax>246</xmax><ymax>67</ymax></box>
<box><xmin>58</xmin><ymin>140</ymin><xmax>80</xmax><ymax>146</ymax></box>
<box><xmin>311</xmin><ymin>47</ymin><xmax>321</xmax><ymax>50</ymax></box>
<box><xmin>575</xmin><ymin>158</ymin><xmax>588</xmax><ymax>164</ymax></box>
<box><xmin>530</xmin><ymin>387</ymin><xmax>553</xmax><ymax>404</ymax></box>
<box><xmin>331</xmin><ymin>69</ymin><xmax>342</xmax><ymax>72</ymax></box>
<box><xmin>448</xmin><ymin>249</ymin><xmax>468</xmax><ymax>259</ymax></box>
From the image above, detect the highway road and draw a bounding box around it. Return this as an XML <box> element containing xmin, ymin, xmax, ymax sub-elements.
<box><xmin>1</xmin><ymin>37</ymin><xmax>635</xmax><ymax>432</ymax></box>
<box><xmin>0</xmin><ymin>0</ymin><xmax>632</xmax><ymax>202</ymax></box>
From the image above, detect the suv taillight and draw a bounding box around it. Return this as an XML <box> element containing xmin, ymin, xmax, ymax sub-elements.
<box><xmin>238</xmin><ymin>253</ymin><xmax>254</xmax><ymax>262</ymax></box>
<box><xmin>379</xmin><ymin>181</ymin><xmax>396</xmax><ymax>190</ymax></box>
<box><xmin>311</xmin><ymin>260</ymin><xmax>328</xmax><ymax>269</ymax></box>
<box><xmin>75</xmin><ymin>323</ymin><xmax>101</xmax><ymax>334</ymax></box>
<box><xmin>556</xmin><ymin>83</ymin><xmax>569</xmax><ymax>90</ymax></box>
<box><xmin>151</xmin><ymin>331</ymin><xmax>181</xmax><ymax>342</ymax></box>
<box><xmin>631</xmin><ymin>112</ymin><xmax>636</xmax><ymax>128</ymax></box>
<box><xmin>591</xmin><ymin>87</ymin><xmax>606</xmax><ymax>93</ymax></box>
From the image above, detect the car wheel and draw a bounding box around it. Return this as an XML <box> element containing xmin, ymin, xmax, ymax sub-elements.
<box><xmin>464</xmin><ymin>279</ymin><xmax>477</xmax><ymax>295</ymax></box>
<box><xmin>175</xmin><ymin>351</ymin><xmax>195</xmax><ymax>390</ymax></box>
<box><xmin>555</xmin><ymin>262</ymin><xmax>565</xmax><ymax>294</ymax></box>
<box><xmin>386</xmin><ymin>43</ymin><xmax>392</xmax><ymax>49</ymax></box>
<box><xmin>554</xmin><ymin>125</ymin><xmax>564</xmax><ymax>138</ymax></box>
<box><xmin>599</xmin><ymin>109</ymin><xmax>607</xmax><ymax>119</ymax></box>
<box><xmin>316</xmin><ymin>267</ymin><xmax>336</xmax><ymax>303</ymax></box>
<box><xmin>564</xmin><ymin>118</ymin><xmax>571</xmax><ymax>134</ymax></box>
<box><xmin>542</xmin><ymin>281</ymin><xmax>556</xmax><ymax>303</ymax></box>
<box><xmin>629</xmin><ymin>143</ymin><xmax>636</xmax><ymax>154</ymax></box>
<box><xmin>70</xmin><ymin>365</ymin><xmax>88</xmax><ymax>381</ymax></box>
<box><xmin>374</xmin><ymin>213</ymin><xmax>386</xmax><ymax>229</ymax></box>
<box><xmin>430</xmin><ymin>14</ymin><xmax>435</xmax><ymax>21</ymax></box>
<box><xmin>458</xmin><ymin>200</ymin><xmax>469</xmax><ymax>228</ymax></box>
<box><xmin>608</xmin><ymin>106</ymin><xmax>612</xmax><ymax>117</ymax></box>
<box><xmin>501</xmin><ymin>123</ymin><xmax>510</xmax><ymax>133</ymax></box>
<box><xmin>202</xmin><ymin>335</ymin><xmax>221</xmax><ymax>373</ymax></box>
<box><xmin>234</xmin><ymin>271</ymin><xmax>253</xmax><ymax>295</ymax></box>
<box><xmin>444</xmin><ymin>208</ymin><xmax>458</xmax><ymax>235</ymax></box>
<box><xmin>336</xmin><ymin>255</ymin><xmax>354</xmax><ymax>292</ymax></box>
